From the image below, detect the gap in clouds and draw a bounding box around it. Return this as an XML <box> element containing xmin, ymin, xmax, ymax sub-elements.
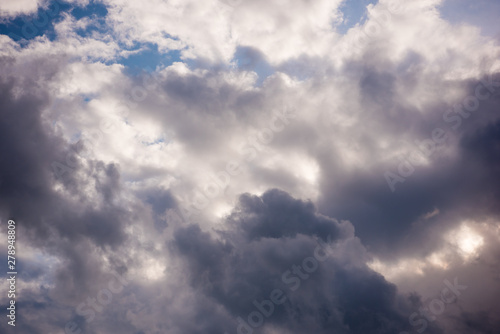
<box><xmin>0</xmin><ymin>0</ymin><xmax>108</xmax><ymax>42</ymax></box>
<box><xmin>440</xmin><ymin>0</ymin><xmax>500</xmax><ymax>37</ymax></box>
<box><xmin>336</xmin><ymin>0</ymin><xmax>377</xmax><ymax>34</ymax></box>
<box><xmin>232</xmin><ymin>45</ymin><xmax>275</xmax><ymax>86</ymax></box>
<box><xmin>118</xmin><ymin>43</ymin><xmax>183</xmax><ymax>75</ymax></box>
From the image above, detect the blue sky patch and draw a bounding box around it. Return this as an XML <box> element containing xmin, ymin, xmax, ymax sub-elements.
<box><xmin>232</xmin><ymin>46</ymin><xmax>275</xmax><ymax>86</ymax></box>
<box><xmin>337</xmin><ymin>0</ymin><xmax>377</xmax><ymax>34</ymax></box>
<box><xmin>439</xmin><ymin>0</ymin><xmax>500</xmax><ymax>37</ymax></box>
<box><xmin>71</xmin><ymin>1</ymin><xmax>108</xmax><ymax>20</ymax></box>
<box><xmin>0</xmin><ymin>0</ymin><xmax>108</xmax><ymax>42</ymax></box>
<box><xmin>0</xmin><ymin>1</ymin><xmax>71</xmax><ymax>42</ymax></box>
<box><xmin>117</xmin><ymin>43</ymin><xmax>183</xmax><ymax>75</ymax></box>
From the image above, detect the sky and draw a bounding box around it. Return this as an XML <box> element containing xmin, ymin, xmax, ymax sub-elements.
<box><xmin>0</xmin><ymin>0</ymin><xmax>499</xmax><ymax>333</ymax></box>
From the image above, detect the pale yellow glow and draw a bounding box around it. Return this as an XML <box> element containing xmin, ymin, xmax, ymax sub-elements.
<box><xmin>426</xmin><ymin>252</ymin><xmax>449</xmax><ymax>270</ymax></box>
<box><xmin>213</xmin><ymin>202</ymin><xmax>233</xmax><ymax>219</ymax></box>
<box><xmin>369</xmin><ymin>223</ymin><xmax>486</xmax><ymax>282</ymax></box>
<box><xmin>368</xmin><ymin>258</ymin><xmax>426</xmax><ymax>281</ymax></box>
<box><xmin>143</xmin><ymin>259</ymin><xmax>166</xmax><ymax>281</ymax></box>
<box><xmin>296</xmin><ymin>157</ymin><xmax>319</xmax><ymax>184</ymax></box>
<box><xmin>446</xmin><ymin>224</ymin><xmax>484</xmax><ymax>259</ymax></box>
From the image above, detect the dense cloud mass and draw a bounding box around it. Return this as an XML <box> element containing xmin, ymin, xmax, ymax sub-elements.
<box><xmin>0</xmin><ymin>0</ymin><xmax>499</xmax><ymax>333</ymax></box>
<box><xmin>171</xmin><ymin>189</ymin><xmax>412</xmax><ymax>334</ymax></box>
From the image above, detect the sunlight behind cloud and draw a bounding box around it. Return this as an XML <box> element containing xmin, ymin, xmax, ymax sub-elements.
<box><xmin>446</xmin><ymin>223</ymin><xmax>484</xmax><ymax>259</ymax></box>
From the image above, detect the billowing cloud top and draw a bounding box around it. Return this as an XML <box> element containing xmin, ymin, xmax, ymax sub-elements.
<box><xmin>0</xmin><ymin>0</ymin><xmax>499</xmax><ymax>333</ymax></box>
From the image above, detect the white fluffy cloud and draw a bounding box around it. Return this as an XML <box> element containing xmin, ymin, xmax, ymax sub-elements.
<box><xmin>0</xmin><ymin>0</ymin><xmax>44</xmax><ymax>17</ymax></box>
<box><xmin>101</xmin><ymin>0</ymin><xmax>346</xmax><ymax>64</ymax></box>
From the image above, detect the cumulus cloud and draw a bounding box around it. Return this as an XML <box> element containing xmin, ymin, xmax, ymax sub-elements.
<box><xmin>0</xmin><ymin>0</ymin><xmax>499</xmax><ymax>333</ymax></box>
<box><xmin>169</xmin><ymin>189</ymin><xmax>413</xmax><ymax>334</ymax></box>
<box><xmin>0</xmin><ymin>0</ymin><xmax>45</xmax><ymax>17</ymax></box>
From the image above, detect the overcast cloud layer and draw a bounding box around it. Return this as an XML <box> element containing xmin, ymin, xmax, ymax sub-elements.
<box><xmin>0</xmin><ymin>0</ymin><xmax>499</xmax><ymax>333</ymax></box>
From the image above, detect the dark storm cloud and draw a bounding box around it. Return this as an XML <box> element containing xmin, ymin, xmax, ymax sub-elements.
<box><xmin>226</xmin><ymin>189</ymin><xmax>351</xmax><ymax>242</ymax></box>
<box><xmin>317</xmin><ymin>69</ymin><xmax>500</xmax><ymax>259</ymax></box>
<box><xmin>0</xmin><ymin>56</ymin><xmax>136</xmax><ymax>333</ymax></box>
<box><xmin>171</xmin><ymin>189</ymin><xmax>419</xmax><ymax>334</ymax></box>
<box><xmin>455</xmin><ymin>310</ymin><xmax>500</xmax><ymax>334</ymax></box>
<box><xmin>0</xmin><ymin>56</ymin><xmax>127</xmax><ymax>249</ymax></box>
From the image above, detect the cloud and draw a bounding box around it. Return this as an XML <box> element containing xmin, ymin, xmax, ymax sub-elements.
<box><xmin>100</xmin><ymin>0</ymin><xmax>345</xmax><ymax>64</ymax></box>
<box><xmin>0</xmin><ymin>0</ymin><xmax>45</xmax><ymax>18</ymax></box>
<box><xmin>169</xmin><ymin>189</ymin><xmax>414</xmax><ymax>334</ymax></box>
<box><xmin>0</xmin><ymin>0</ymin><xmax>499</xmax><ymax>333</ymax></box>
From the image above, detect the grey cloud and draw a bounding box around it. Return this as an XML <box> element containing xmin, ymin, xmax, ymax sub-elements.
<box><xmin>1</xmin><ymin>1</ymin><xmax>500</xmax><ymax>333</ymax></box>
<box><xmin>317</xmin><ymin>68</ymin><xmax>500</xmax><ymax>259</ymax></box>
<box><xmin>0</xmin><ymin>55</ymin><xmax>140</xmax><ymax>334</ymax></box>
<box><xmin>170</xmin><ymin>189</ymin><xmax>417</xmax><ymax>334</ymax></box>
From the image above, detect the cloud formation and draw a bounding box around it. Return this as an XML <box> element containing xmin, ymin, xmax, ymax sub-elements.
<box><xmin>0</xmin><ymin>0</ymin><xmax>499</xmax><ymax>333</ymax></box>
